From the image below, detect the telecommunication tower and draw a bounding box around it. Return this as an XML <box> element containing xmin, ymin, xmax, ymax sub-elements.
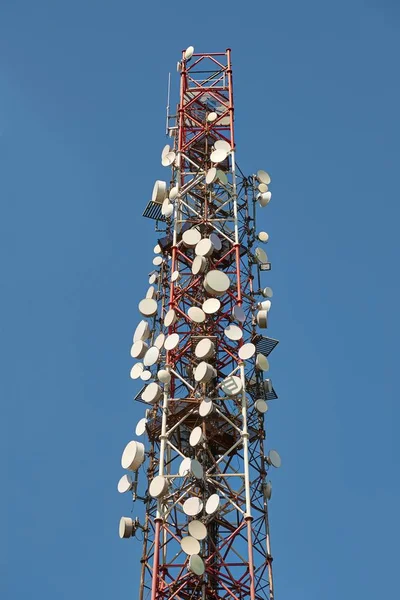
<box><xmin>118</xmin><ymin>47</ymin><xmax>281</xmax><ymax>600</ymax></box>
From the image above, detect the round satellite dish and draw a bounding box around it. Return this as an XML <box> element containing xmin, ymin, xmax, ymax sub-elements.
<box><xmin>153</xmin><ymin>244</ymin><xmax>161</xmax><ymax>254</ymax></box>
<box><xmin>221</xmin><ymin>375</ymin><xmax>243</xmax><ymax>396</ymax></box>
<box><xmin>190</xmin><ymin>459</ymin><xmax>204</xmax><ymax>479</ymax></box>
<box><xmin>139</xmin><ymin>298</ymin><xmax>158</xmax><ymax>317</ymax></box>
<box><xmin>169</xmin><ymin>185</ymin><xmax>178</xmax><ymax>200</ymax></box>
<box><xmin>205</xmin><ymin>493</ymin><xmax>220</xmax><ymax>515</ymax></box>
<box><xmin>181</xmin><ymin>536</ymin><xmax>201</xmax><ymax>555</ymax></box>
<box><xmin>164</xmin><ymin>333</ymin><xmax>180</xmax><ymax>350</ymax></box>
<box><xmin>257</xmin><ymin>170</ymin><xmax>271</xmax><ymax>185</ymax></box>
<box><xmin>164</xmin><ymin>203</ymin><xmax>174</xmax><ymax>218</ymax></box>
<box><xmin>204</xmin><ymin>270</ymin><xmax>230</xmax><ymax>296</ymax></box>
<box><xmin>265</xmin><ymin>481</ymin><xmax>272</xmax><ymax>500</ymax></box>
<box><xmin>214</xmin><ymin>140</ymin><xmax>231</xmax><ymax>152</ymax></box>
<box><xmin>257</xmin><ymin>231</ymin><xmax>269</xmax><ymax>243</ymax></box>
<box><xmin>255</xmin><ymin>247</ymin><xmax>268</xmax><ymax>264</ymax></box>
<box><xmin>264</xmin><ymin>378</ymin><xmax>273</xmax><ymax>393</ymax></box>
<box><xmin>117</xmin><ymin>474</ymin><xmax>134</xmax><ymax>494</ymax></box>
<box><xmin>179</xmin><ymin>457</ymin><xmax>191</xmax><ymax>477</ymax></box>
<box><xmin>131</xmin><ymin>340</ymin><xmax>149</xmax><ymax>359</ymax></box>
<box><xmin>140</xmin><ymin>370</ymin><xmax>152</xmax><ymax>382</ymax></box>
<box><xmin>199</xmin><ymin>398</ymin><xmax>214</xmax><ymax>417</ymax></box>
<box><xmin>182</xmin><ymin>227</ymin><xmax>202</xmax><ymax>248</ymax></box>
<box><xmin>154</xmin><ymin>333</ymin><xmax>165</xmax><ymax>350</ymax></box>
<box><xmin>258</xmin><ymin>183</ymin><xmax>269</xmax><ymax>193</ymax></box>
<box><xmin>135</xmin><ymin>417</ymin><xmax>148</xmax><ymax>436</ymax></box>
<box><xmin>153</xmin><ymin>255</ymin><xmax>163</xmax><ymax>267</ymax></box>
<box><xmin>161</xmin><ymin>151</ymin><xmax>176</xmax><ymax>167</ymax></box>
<box><xmin>171</xmin><ymin>270</ymin><xmax>181</xmax><ymax>282</ymax></box>
<box><xmin>192</xmin><ymin>255</ymin><xmax>208</xmax><ymax>275</ymax></box>
<box><xmin>146</xmin><ymin>286</ymin><xmax>156</xmax><ymax>300</ymax></box>
<box><xmin>255</xmin><ymin>399</ymin><xmax>268</xmax><ymax>414</ymax></box>
<box><xmin>188</xmin><ymin>520</ymin><xmax>207</xmax><ymax>540</ymax></box>
<box><xmin>216</xmin><ymin>170</ymin><xmax>228</xmax><ymax>185</ymax></box>
<box><xmin>220</xmin><ymin>115</ymin><xmax>230</xmax><ymax>125</ymax></box>
<box><xmin>189</xmin><ymin>426</ymin><xmax>204</xmax><ymax>447</ymax></box>
<box><xmin>161</xmin><ymin>144</ymin><xmax>170</xmax><ymax>159</ymax></box>
<box><xmin>130</xmin><ymin>362</ymin><xmax>144</xmax><ymax>379</ymax></box>
<box><xmin>184</xmin><ymin>45</ymin><xmax>194</xmax><ymax>60</ymax></box>
<box><xmin>258</xmin><ymin>191</ymin><xmax>272</xmax><ymax>207</ymax></box>
<box><xmin>206</xmin><ymin>167</ymin><xmax>217</xmax><ymax>184</ymax></box>
<box><xmin>141</xmin><ymin>382</ymin><xmax>163</xmax><ymax>404</ymax></box>
<box><xmin>164</xmin><ymin>309</ymin><xmax>177</xmax><ymax>327</ymax></box>
<box><xmin>194</xmin><ymin>361</ymin><xmax>216</xmax><ymax>383</ymax></box>
<box><xmin>148</xmin><ymin>272</ymin><xmax>158</xmax><ymax>285</ymax></box>
<box><xmin>195</xmin><ymin>338</ymin><xmax>215</xmax><ymax>360</ymax></box>
<box><xmin>256</xmin><ymin>310</ymin><xmax>268</xmax><ymax>328</ymax></box>
<box><xmin>152</xmin><ymin>180</ymin><xmax>167</xmax><ymax>204</ymax></box>
<box><xmin>144</xmin><ymin>346</ymin><xmax>160</xmax><ymax>367</ymax></box>
<box><xmin>238</xmin><ymin>343</ymin><xmax>256</xmax><ymax>360</ymax></box>
<box><xmin>189</xmin><ymin>554</ymin><xmax>205</xmax><ymax>576</ymax></box>
<box><xmin>232</xmin><ymin>305</ymin><xmax>246</xmax><ymax>323</ymax></box>
<box><xmin>224</xmin><ymin>324</ymin><xmax>243</xmax><ymax>341</ymax></box>
<box><xmin>188</xmin><ymin>306</ymin><xmax>206</xmax><ymax>323</ymax></box>
<box><xmin>195</xmin><ymin>238</ymin><xmax>214</xmax><ymax>258</ymax></box>
<box><xmin>202</xmin><ymin>298</ymin><xmax>221</xmax><ymax>314</ymax></box>
<box><xmin>258</xmin><ymin>300</ymin><xmax>272</xmax><ymax>312</ymax></box>
<box><xmin>121</xmin><ymin>440</ymin><xmax>145</xmax><ymax>471</ymax></box>
<box><xmin>119</xmin><ymin>516</ymin><xmax>134</xmax><ymax>539</ymax></box>
<box><xmin>256</xmin><ymin>353</ymin><xmax>269</xmax><ymax>371</ymax></box>
<box><xmin>157</xmin><ymin>369</ymin><xmax>171</xmax><ymax>384</ymax></box>
<box><xmin>149</xmin><ymin>475</ymin><xmax>169</xmax><ymax>499</ymax></box>
<box><xmin>262</xmin><ymin>287</ymin><xmax>273</xmax><ymax>298</ymax></box>
<box><xmin>209</xmin><ymin>233</ymin><xmax>222</xmax><ymax>251</ymax></box>
<box><xmin>210</xmin><ymin>148</ymin><xmax>228</xmax><ymax>164</ymax></box>
<box><xmin>207</xmin><ymin>112</ymin><xmax>218</xmax><ymax>122</ymax></box>
<box><xmin>268</xmin><ymin>450</ymin><xmax>282</xmax><ymax>468</ymax></box>
<box><xmin>183</xmin><ymin>497</ymin><xmax>203</xmax><ymax>517</ymax></box>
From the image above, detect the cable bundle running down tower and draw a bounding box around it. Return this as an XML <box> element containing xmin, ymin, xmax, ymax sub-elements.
<box><xmin>118</xmin><ymin>47</ymin><xmax>281</xmax><ymax>600</ymax></box>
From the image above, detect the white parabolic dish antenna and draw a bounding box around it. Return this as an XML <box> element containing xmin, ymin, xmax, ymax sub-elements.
<box><xmin>205</xmin><ymin>493</ymin><xmax>220</xmax><ymax>515</ymax></box>
<box><xmin>121</xmin><ymin>440</ymin><xmax>145</xmax><ymax>471</ymax></box>
<box><xmin>189</xmin><ymin>554</ymin><xmax>205</xmax><ymax>576</ymax></box>
<box><xmin>268</xmin><ymin>449</ymin><xmax>282</xmax><ymax>468</ymax></box>
<box><xmin>183</xmin><ymin>496</ymin><xmax>203</xmax><ymax>516</ymax></box>
<box><xmin>188</xmin><ymin>520</ymin><xmax>207</xmax><ymax>540</ymax></box>
<box><xmin>117</xmin><ymin>474</ymin><xmax>133</xmax><ymax>494</ymax></box>
<box><xmin>184</xmin><ymin>45</ymin><xmax>194</xmax><ymax>60</ymax></box>
<box><xmin>181</xmin><ymin>536</ymin><xmax>201</xmax><ymax>555</ymax></box>
<box><xmin>133</xmin><ymin>320</ymin><xmax>151</xmax><ymax>342</ymax></box>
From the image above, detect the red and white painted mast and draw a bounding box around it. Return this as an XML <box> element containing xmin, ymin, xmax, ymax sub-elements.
<box><xmin>118</xmin><ymin>47</ymin><xmax>281</xmax><ymax>600</ymax></box>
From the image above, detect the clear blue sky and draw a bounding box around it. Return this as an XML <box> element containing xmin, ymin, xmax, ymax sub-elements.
<box><xmin>2</xmin><ymin>1</ymin><xmax>399</xmax><ymax>598</ymax></box>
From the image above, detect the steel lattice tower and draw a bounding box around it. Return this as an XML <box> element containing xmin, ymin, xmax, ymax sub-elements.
<box><xmin>118</xmin><ymin>47</ymin><xmax>281</xmax><ymax>600</ymax></box>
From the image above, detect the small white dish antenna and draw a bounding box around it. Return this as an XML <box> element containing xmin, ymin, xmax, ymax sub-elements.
<box><xmin>232</xmin><ymin>305</ymin><xmax>246</xmax><ymax>323</ymax></box>
<box><xmin>144</xmin><ymin>346</ymin><xmax>160</xmax><ymax>367</ymax></box>
<box><xmin>220</xmin><ymin>115</ymin><xmax>230</xmax><ymax>125</ymax></box>
<box><xmin>188</xmin><ymin>520</ymin><xmax>207</xmax><ymax>540</ymax></box>
<box><xmin>190</xmin><ymin>459</ymin><xmax>204</xmax><ymax>479</ymax></box>
<box><xmin>202</xmin><ymin>298</ymin><xmax>221</xmax><ymax>314</ymax></box>
<box><xmin>121</xmin><ymin>440</ymin><xmax>145</xmax><ymax>471</ymax></box>
<box><xmin>117</xmin><ymin>474</ymin><xmax>134</xmax><ymax>494</ymax></box>
<box><xmin>256</xmin><ymin>310</ymin><xmax>268</xmax><ymax>328</ymax></box>
<box><xmin>161</xmin><ymin>144</ymin><xmax>170</xmax><ymax>159</ymax></box>
<box><xmin>195</xmin><ymin>338</ymin><xmax>215</xmax><ymax>360</ymax></box>
<box><xmin>210</xmin><ymin>148</ymin><xmax>228</xmax><ymax>164</ymax></box>
<box><xmin>130</xmin><ymin>362</ymin><xmax>144</xmax><ymax>379</ymax></box>
<box><xmin>146</xmin><ymin>286</ymin><xmax>156</xmax><ymax>299</ymax></box>
<box><xmin>169</xmin><ymin>186</ymin><xmax>178</xmax><ymax>200</ymax></box>
<box><xmin>189</xmin><ymin>554</ymin><xmax>205</xmax><ymax>576</ymax></box>
<box><xmin>216</xmin><ymin>170</ymin><xmax>228</xmax><ymax>185</ymax></box>
<box><xmin>258</xmin><ymin>183</ymin><xmax>269</xmax><ymax>193</ymax></box>
<box><xmin>194</xmin><ymin>361</ymin><xmax>216</xmax><ymax>383</ymax></box>
<box><xmin>152</xmin><ymin>180</ymin><xmax>167</xmax><ymax>204</ymax></box>
<box><xmin>256</xmin><ymin>170</ymin><xmax>271</xmax><ymax>185</ymax></box>
<box><xmin>119</xmin><ymin>517</ymin><xmax>134</xmax><ymax>539</ymax></box>
<box><xmin>149</xmin><ymin>475</ymin><xmax>169</xmax><ymax>498</ymax></box>
<box><xmin>171</xmin><ymin>270</ymin><xmax>181</xmax><ymax>282</ymax></box>
<box><xmin>257</xmin><ymin>231</ymin><xmax>269</xmax><ymax>243</ymax></box>
<box><xmin>164</xmin><ymin>333</ymin><xmax>180</xmax><ymax>350</ymax></box>
<box><xmin>255</xmin><ymin>399</ymin><xmax>268</xmax><ymax>414</ymax></box>
<box><xmin>161</xmin><ymin>199</ymin><xmax>174</xmax><ymax>217</ymax></box>
<box><xmin>199</xmin><ymin>397</ymin><xmax>214</xmax><ymax>417</ymax></box>
<box><xmin>154</xmin><ymin>333</ymin><xmax>165</xmax><ymax>350</ymax></box>
<box><xmin>207</xmin><ymin>112</ymin><xmax>218</xmax><ymax>122</ymax></box>
<box><xmin>189</xmin><ymin>426</ymin><xmax>204</xmax><ymax>447</ymax></box>
<box><xmin>161</xmin><ymin>151</ymin><xmax>176</xmax><ymax>167</ymax></box>
<box><xmin>204</xmin><ymin>270</ymin><xmax>230</xmax><ymax>296</ymax></box>
<box><xmin>181</xmin><ymin>536</ymin><xmax>201</xmax><ymax>555</ymax></box>
<box><xmin>179</xmin><ymin>457</ymin><xmax>191</xmax><ymax>477</ymax></box>
<box><xmin>267</xmin><ymin>449</ymin><xmax>282</xmax><ymax>468</ymax></box>
<box><xmin>153</xmin><ymin>244</ymin><xmax>161</xmax><ymax>254</ymax></box>
<box><xmin>258</xmin><ymin>300</ymin><xmax>272</xmax><ymax>311</ymax></box>
<box><xmin>153</xmin><ymin>255</ymin><xmax>163</xmax><ymax>266</ymax></box>
<box><xmin>140</xmin><ymin>370</ymin><xmax>152</xmax><ymax>382</ymax></box>
<box><xmin>164</xmin><ymin>309</ymin><xmax>177</xmax><ymax>327</ymax></box>
<box><xmin>262</xmin><ymin>287</ymin><xmax>273</xmax><ymax>298</ymax></box>
<box><xmin>258</xmin><ymin>191</ymin><xmax>272</xmax><ymax>207</ymax></box>
<box><xmin>157</xmin><ymin>369</ymin><xmax>171</xmax><ymax>384</ymax></box>
<box><xmin>254</xmin><ymin>247</ymin><xmax>268</xmax><ymax>264</ymax></box>
<box><xmin>214</xmin><ymin>140</ymin><xmax>231</xmax><ymax>152</ymax></box>
<box><xmin>224</xmin><ymin>324</ymin><xmax>243</xmax><ymax>341</ymax></box>
<box><xmin>206</xmin><ymin>167</ymin><xmax>217</xmax><ymax>184</ymax></box>
<box><xmin>195</xmin><ymin>238</ymin><xmax>214</xmax><ymax>258</ymax></box>
<box><xmin>135</xmin><ymin>417</ymin><xmax>148</xmax><ymax>436</ymax></box>
<box><xmin>139</xmin><ymin>298</ymin><xmax>158</xmax><ymax>317</ymax></box>
<box><xmin>133</xmin><ymin>320</ymin><xmax>151</xmax><ymax>342</ymax></box>
<box><xmin>205</xmin><ymin>493</ymin><xmax>220</xmax><ymax>515</ymax></box>
<box><xmin>192</xmin><ymin>255</ymin><xmax>208</xmax><ymax>275</ymax></box>
<box><xmin>209</xmin><ymin>233</ymin><xmax>222</xmax><ymax>251</ymax></box>
<box><xmin>221</xmin><ymin>375</ymin><xmax>243</xmax><ymax>396</ymax></box>
<box><xmin>131</xmin><ymin>340</ymin><xmax>149</xmax><ymax>359</ymax></box>
<box><xmin>265</xmin><ymin>481</ymin><xmax>272</xmax><ymax>500</ymax></box>
<box><xmin>184</xmin><ymin>45</ymin><xmax>194</xmax><ymax>60</ymax></box>
<box><xmin>256</xmin><ymin>353</ymin><xmax>269</xmax><ymax>371</ymax></box>
<box><xmin>183</xmin><ymin>496</ymin><xmax>203</xmax><ymax>516</ymax></box>
<box><xmin>238</xmin><ymin>343</ymin><xmax>256</xmax><ymax>360</ymax></box>
<box><xmin>141</xmin><ymin>382</ymin><xmax>162</xmax><ymax>404</ymax></box>
<box><xmin>182</xmin><ymin>227</ymin><xmax>202</xmax><ymax>248</ymax></box>
<box><xmin>188</xmin><ymin>306</ymin><xmax>206</xmax><ymax>323</ymax></box>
